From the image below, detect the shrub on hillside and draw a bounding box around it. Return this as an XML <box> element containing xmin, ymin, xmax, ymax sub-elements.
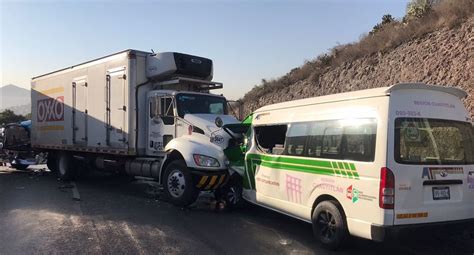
<box><xmin>406</xmin><ymin>0</ymin><xmax>437</xmax><ymax>19</ymax></box>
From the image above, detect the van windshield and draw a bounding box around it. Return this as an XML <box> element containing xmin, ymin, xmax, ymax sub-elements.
<box><xmin>395</xmin><ymin>118</ymin><xmax>474</xmax><ymax>165</ymax></box>
<box><xmin>176</xmin><ymin>93</ymin><xmax>227</xmax><ymax>118</ymax></box>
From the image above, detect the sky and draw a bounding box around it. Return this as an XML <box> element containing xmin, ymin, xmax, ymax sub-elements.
<box><xmin>0</xmin><ymin>0</ymin><xmax>408</xmax><ymax>100</ymax></box>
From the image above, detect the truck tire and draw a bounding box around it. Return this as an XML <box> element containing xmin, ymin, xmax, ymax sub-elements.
<box><xmin>57</xmin><ymin>152</ymin><xmax>77</xmax><ymax>181</ymax></box>
<box><xmin>312</xmin><ymin>200</ymin><xmax>348</xmax><ymax>250</ymax></box>
<box><xmin>47</xmin><ymin>153</ymin><xmax>58</xmax><ymax>173</ymax></box>
<box><xmin>163</xmin><ymin>160</ymin><xmax>199</xmax><ymax>207</ymax></box>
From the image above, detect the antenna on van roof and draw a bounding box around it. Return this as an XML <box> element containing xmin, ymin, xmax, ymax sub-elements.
<box><xmin>150</xmin><ymin>49</ymin><xmax>156</xmax><ymax>56</ymax></box>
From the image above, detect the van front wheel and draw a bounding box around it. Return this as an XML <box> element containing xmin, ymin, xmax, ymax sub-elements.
<box><xmin>163</xmin><ymin>160</ymin><xmax>199</xmax><ymax>207</ymax></box>
<box><xmin>312</xmin><ymin>200</ymin><xmax>348</xmax><ymax>250</ymax></box>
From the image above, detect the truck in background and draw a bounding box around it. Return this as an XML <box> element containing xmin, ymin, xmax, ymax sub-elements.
<box><xmin>0</xmin><ymin>120</ymin><xmax>45</xmax><ymax>170</ymax></box>
<box><xmin>31</xmin><ymin>49</ymin><xmax>241</xmax><ymax>206</ymax></box>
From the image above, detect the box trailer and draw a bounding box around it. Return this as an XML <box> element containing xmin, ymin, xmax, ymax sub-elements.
<box><xmin>31</xmin><ymin>49</ymin><xmax>240</xmax><ymax>206</ymax></box>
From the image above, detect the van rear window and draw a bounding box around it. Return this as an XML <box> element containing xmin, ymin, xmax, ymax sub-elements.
<box><xmin>395</xmin><ymin>118</ymin><xmax>474</xmax><ymax>165</ymax></box>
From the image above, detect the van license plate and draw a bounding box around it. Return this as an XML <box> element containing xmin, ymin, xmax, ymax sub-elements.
<box><xmin>432</xmin><ymin>187</ymin><xmax>450</xmax><ymax>200</ymax></box>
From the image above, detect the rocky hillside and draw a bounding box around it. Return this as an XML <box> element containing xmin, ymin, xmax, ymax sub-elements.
<box><xmin>241</xmin><ymin>3</ymin><xmax>473</xmax><ymax>119</ymax></box>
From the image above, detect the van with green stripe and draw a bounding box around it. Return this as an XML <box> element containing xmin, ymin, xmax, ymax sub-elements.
<box><xmin>224</xmin><ymin>83</ymin><xmax>474</xmax><ymax>249</ymax></box>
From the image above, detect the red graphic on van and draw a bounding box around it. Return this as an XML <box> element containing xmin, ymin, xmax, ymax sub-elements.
<box><xmin>37</xmin><ymin>96</ymin><xmax>64</xmax><ymax>122</ymax></box>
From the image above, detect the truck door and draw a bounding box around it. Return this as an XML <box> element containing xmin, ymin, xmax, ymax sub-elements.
<box><xmin>72</xmin><ymin>78</ymin><xmax>87</xmax><ymax>145</ymax></box>
<box><xmin>106</xmin><ymin>67</ymin><xmax>127</xmax><ymax>147</ymax></box>
<box><xmin>147</xmin><ymin>95</ymin><xmax>175</xmax><ymax>155</ymax></box>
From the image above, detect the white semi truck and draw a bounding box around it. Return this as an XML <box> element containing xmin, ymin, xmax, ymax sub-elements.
<box><xmin>31</xmin><ymin>49</ymin><xmax>241</xmax><ymax>206</ymax></box>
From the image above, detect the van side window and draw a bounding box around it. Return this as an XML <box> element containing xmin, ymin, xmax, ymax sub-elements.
<box><xmin>301</xmin><ymin>118</ymin><xmax>377</xmax><ymax>162</ymax></box>
<box><xmin>285</xmin><ymin>123</ymin><xmax>310</xmax><ymax>156</ymax></box>
<box><xmin>255</xmin><ymin>125</ymin><xmax>287</xmax><ymax>155</ymax></box>
<box><xmin>307</xmin><ymin>124</ymin><xmax>322</xmax><ymax>157</ymax></box>
<box><xmin>342</xmin><ymin>119</ymin><xmax>377</xmax><ymax>161</ymax></box>
<box><xmin>321</xmin><ymin>124</ymin><xmax>343</xmax><ymax>159</ymax></box>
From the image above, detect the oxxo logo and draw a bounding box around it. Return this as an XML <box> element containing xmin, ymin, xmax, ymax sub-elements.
<box><xmin>37</xmin><ymin>96</ymin><xmax>64</xmax><ymax>122</ymax></box>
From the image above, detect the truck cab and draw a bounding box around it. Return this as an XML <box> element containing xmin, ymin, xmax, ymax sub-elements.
<box><xmin>125</xmin><ymin>52</ymin><xmax>242</xmax><ymax>206</ymax></box>
<box><xmin>143</xmin><ymin>88</ymin><xmax>241</xmax><ymax>206</ymax></box>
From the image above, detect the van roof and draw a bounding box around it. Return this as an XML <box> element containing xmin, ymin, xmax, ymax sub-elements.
<box><xmin>254</xmin><ymin>83</ymin><xmax>467</xmax><ymax>113</ymax></box>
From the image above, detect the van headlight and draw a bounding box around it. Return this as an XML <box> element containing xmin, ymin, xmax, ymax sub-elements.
<box><xmin>193</xmin><ymin>154</ymin><xmax>220</xmax><ymax>167</ymax></box>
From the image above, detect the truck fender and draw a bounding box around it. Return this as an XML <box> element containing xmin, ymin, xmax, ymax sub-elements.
<box><xmin>164</xmin><ymin>135</ymin><xmax>227</xmax><ymax>170</ymax></box>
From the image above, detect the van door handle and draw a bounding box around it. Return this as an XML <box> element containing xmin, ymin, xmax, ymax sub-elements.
<box><xmin>423</xmin><ymin>180</ymin><xmax>463</xmax><ymax>186</ymax></box>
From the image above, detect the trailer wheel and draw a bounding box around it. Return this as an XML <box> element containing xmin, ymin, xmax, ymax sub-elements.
<box><xmin>163</xmin><ymin>160</ymin><xmax>199</xmax><ymax>207</ymax></box>
<box><xmin>57</xmin><ymin>152</ymin><xmax>77</xmax><ymax>181</ymax></box>
<box><xmin>47</xmin><ymin>153</ymin><xmax>58</xmax><ymax>173</ymax></box>
<box><xmin>312</xmin><ymin>200</ymin><xmax>348</xmax><ymax>250</ymax></box>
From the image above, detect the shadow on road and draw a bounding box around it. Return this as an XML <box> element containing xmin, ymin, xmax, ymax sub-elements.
<box><xmin>0</xmin><ymin>166</ymin><xmax>473</xmax><ymax>255</ymax></box>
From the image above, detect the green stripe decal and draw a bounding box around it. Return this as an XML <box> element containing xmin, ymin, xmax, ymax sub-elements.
<box><xmin>245</xmin><ymin>153</ymin><xmax>360</xmax><ymax>182</ymax></box>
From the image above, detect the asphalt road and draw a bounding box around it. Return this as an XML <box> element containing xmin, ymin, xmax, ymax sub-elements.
<box><xmin>0</xmin><ymin>166</ymin><xmax>473</xmax><ymax>255</ymax></box>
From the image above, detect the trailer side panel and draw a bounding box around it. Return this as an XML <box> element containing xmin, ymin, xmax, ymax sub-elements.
<box><xmin>31</xmin><ymin>52</ymin><xmax>134</xmax><ymax>155</ymax></box>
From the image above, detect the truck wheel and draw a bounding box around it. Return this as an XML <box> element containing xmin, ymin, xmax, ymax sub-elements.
<box><xmin>163</xmin><ymin>160</ymin><xmax>199</xmax><ymax>207</ymax></box>
<box><xmin>57</xmin><ymin>152</ymin><xmax>77</xmax><ymax>181</ymax></box>
<box><xmin>312</xmin><ymin>200</ymin><xmax>348</xmax><ymax>250</ymax></box>
<box><xmin>47</xmin><ymin>153</ymin><xmax>58</xmax><ymax>173</ymax></box>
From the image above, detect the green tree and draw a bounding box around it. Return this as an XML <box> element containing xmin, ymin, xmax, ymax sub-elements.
<box><xmin>0</xmin><ymin>109</ymin><xmax>27</xmax><ymax>126</ymax></box>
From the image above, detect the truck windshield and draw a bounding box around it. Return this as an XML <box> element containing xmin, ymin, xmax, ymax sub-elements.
<box><xmin>395</xmin><ymin>118</ymin><xmax>474</xmax><ymax>165</ymax></box>
<box><xmin>176</xmin><ymin>93</ymin><xmax>227</xmax><ymax>117</ymax></box>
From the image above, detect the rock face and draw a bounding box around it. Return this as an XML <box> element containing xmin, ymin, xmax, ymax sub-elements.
<box><xmin>242</xmin><ymin>18</ymin><xmax>473</xmax><ymax>119</ymax></box>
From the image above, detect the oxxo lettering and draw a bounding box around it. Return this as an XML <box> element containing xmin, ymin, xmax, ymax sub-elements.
<box><xmin>37</xmin><ymin>96</ymin><xmax>64</xmax><ymax>122</ymax></box>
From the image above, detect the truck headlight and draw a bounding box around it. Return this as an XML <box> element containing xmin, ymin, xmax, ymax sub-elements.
<box><xmin>193</xmin><ymin>154</ymin><xmax>220</xmax><ymax>167</ymax></box>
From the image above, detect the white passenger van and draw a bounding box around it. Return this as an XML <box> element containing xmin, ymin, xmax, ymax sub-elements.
<box><xmin>226</xmin><ymin>83</ymin><xmax>474</xmax><ymax>249</ymax></box>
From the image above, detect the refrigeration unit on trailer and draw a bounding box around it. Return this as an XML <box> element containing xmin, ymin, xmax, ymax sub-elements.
<box><xmin>225</xmin><ymin>83</ymin><xmax>474</xmax><ymax>249</ymax></box>
<box><xmin>31</xmin><ymin>49</ymin><xmax>242</xmax><ymax>206</ymax></box>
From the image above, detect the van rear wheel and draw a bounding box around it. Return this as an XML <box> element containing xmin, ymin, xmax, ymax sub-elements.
<box><xmin>57</xmin><ymin>152</ymin><xmax>77</xmax><ymax>181</ymax></box>
<box><xmin>163</xmin><ymin>160</ymin><xmax>199</xmax><ymax>207</ymax></box>
<box><xmin>312</xmin><ymin>200</ymin><xmax>348</xmax><ymax>250</ymax></box>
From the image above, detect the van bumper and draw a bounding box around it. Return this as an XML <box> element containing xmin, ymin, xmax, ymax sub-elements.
<box><xmin>371</xmin><ymin>218</ymin><xmax>474</xmax><ymax>242</ymax></box>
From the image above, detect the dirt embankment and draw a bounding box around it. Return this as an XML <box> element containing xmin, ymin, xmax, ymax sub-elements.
<box><xmin>241</xmin><ymin>18</ymin><xmax>473</xmax><ymax>118</ymax></box>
